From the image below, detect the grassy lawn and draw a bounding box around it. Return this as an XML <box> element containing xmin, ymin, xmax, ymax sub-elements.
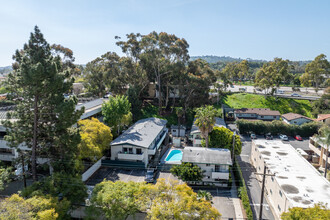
<box><xmin>222</xmin><ymin>93</ymin><xmax>314</xmax><ymax>118</ymax></box>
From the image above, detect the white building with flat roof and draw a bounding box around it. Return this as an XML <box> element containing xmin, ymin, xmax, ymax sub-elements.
<box><xmin>251</xmin><ymin>140</ymin><xmax>330</xmax><ymax>219</ymax></box>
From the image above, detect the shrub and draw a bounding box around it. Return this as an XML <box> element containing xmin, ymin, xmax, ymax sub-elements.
<box><xmin>236</xmin><ymin>119</ymin><xmax>322</xmax><ymax>137</ymax></box>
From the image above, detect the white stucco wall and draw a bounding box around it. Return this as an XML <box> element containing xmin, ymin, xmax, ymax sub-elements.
<box><xmin>283</xmin><ymin>117</ymin><xmax>312</xmax><ymax>125</ymax></box>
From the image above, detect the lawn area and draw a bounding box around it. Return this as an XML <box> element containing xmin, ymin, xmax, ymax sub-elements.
<box><xmin>222</xmin><ymin>93</ymin><xmax>314</xmax><ymax>118</ymax></box>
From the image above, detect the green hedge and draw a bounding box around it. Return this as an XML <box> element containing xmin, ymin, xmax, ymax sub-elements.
<box><xmin>236</xmin><ymin>119</ymin><xmax>322</xmax><ymax>137</ymax></box>
<box><xmin>233</xmin><ymin>161</ymin><xmax>253</xmax><ymax>220</ymax></box>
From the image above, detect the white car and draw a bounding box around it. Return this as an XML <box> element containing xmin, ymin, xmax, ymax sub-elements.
<box><xmin>279</xmin><ymin>134</ymin><xmax>288</xmax><ymax>141</ymax></box>
<box><xmin>291</xmin><ymin>93</ymin><xmax>301</xmax><ymax>97</ymax></box>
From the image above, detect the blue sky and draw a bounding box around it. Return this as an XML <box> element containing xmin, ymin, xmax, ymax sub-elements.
<box><xmin>1</xmin><ymin>0</ymin><xmax>330</xmax><ymax>66</ymax></box>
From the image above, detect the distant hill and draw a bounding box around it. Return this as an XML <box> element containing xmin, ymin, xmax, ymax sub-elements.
<box><xmin>190</xmin><ymin>55</ymin><xmax>267</xmax><ymax>63</ymax></box>
<box><xmin>0</xmin><ymin>66</ymin><xmax>12</xmax><ymax>75</ymax></box>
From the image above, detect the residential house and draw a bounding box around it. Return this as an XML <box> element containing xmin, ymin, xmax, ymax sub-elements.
<box><xmin>281</xmin><ymin>113</ymin><xmax>313</xmax><ymax>125</ymax></box>
<box><xmin>110</xmin><ymin>117</ymin><xmax>168</xmax><ymax>167</ymax></box>
<box><xmin>315</xmin><ymin>114</ymin><xmax>330</xmax><ymax>125</ymax></box>
<box><xmin>309</xmin><ymin>137</ymin><xmax>330</xmax><ymax>168</ymax></box>
<box><xmin>251</xmin><ymin>140</ymin><xmax>330</xmax><ymax>219</ymax></box>
<box><xmin>182</xmin><ymin>147</ymin><xmax>232</xmax><ymax>186</ymax></box>
<box><xmin>170</xmin><ymin>125</ymin><xmax>186</xmax><ymax>137</ymax></box>
<box><xmin>189</xmin><ymin>117</ymin><xmax>226</xmax><ymax>147</ymax></box>
<box><xmin>234</xmin><ymin>108</ymin><xmax>280</xmax><ymax>121</ymax></box>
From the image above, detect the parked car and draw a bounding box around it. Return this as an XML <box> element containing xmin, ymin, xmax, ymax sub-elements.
<box><xmin>264</xmin><ymin>133</ymin><xmax>273</xmax><ymax>140</ymax></box>
<box><xmin>294</xmin><ymin>135</ymin><xmax>302</xmax><ymax>141</ymax></box>
<box><xmin>230</xmin><ymin>84</ymin><xmax>234</xmax><ymax>88</ymax></box>
<box><xmin>276</xmin><ymin>89</ymin><xmax>284</xmax><ymax>94</ymax></box>
<box><xmin>291</xmin><ymin>93</ymin><xmax>301</xmax><ymax>97</ymax></box>
<box><xmin>279</xmin><ymin>134</ymin><xmax>288</xmax><ymax>141</ymax></box>
<box><xmin>250</xmin><ymin>133</ymin><xmax>257</xmax><ymax>139</ymax></box>
<box><xmin>239</xmin><ymin>88</ymin><xmax>246</xmax><ymax>92</ymax></box>
<box><xmin>145</xmin><ymin>168</ymin><xmax>156</xmax><ymax>183</ymax></box>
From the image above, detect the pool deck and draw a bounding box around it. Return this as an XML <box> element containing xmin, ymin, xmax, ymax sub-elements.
<box><xmin>160</xmin><ymin>147</ymin><xmax>182</xmax><ymax>165</ymax></box>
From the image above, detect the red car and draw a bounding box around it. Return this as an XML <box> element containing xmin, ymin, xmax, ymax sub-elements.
<box><xmin>294</xmin><ymin>135</ymin><xmax>302</xmax><ymax>141</ymax></box>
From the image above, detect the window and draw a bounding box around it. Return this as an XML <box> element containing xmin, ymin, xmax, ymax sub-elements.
<box><xmin>172</xmin><ymin>129</ymin><xmax>177</xmax><ymax>132</ymax></box>
<box><xmin>270</xmin><ymin>189</ymin><xmax>273</xmax><ymax>195</ymax></box>
<box><xmin>0</xmin><ymin>131</ymin><xmax>6</xmax><ymax>139</ymax></box>
<box><xmin>278</xmin><ymin>205</ymin><xmax>281</xmax><ymax>212</ymax></box>
<box><xmin>206</xmin><ymin>164</ymin><xmax>210</xmax><ymax>166</ymax></box>
<box><xmin>273</xmin><ymin>116</ymin><xmax>276</xmax><ymax>119</ymax></box>
<box><xmin>271</xmin><ymin>176</ymin><xmax>274</xmax><ymax>182</ymax></box>
<box><xmin>123</xmin><ymin>147</ymin><xmax>128</xmax><ymax>153</ymax></box>
<box><xmin>136</xmin><ymin>148</ymin><xmax>142</xmax><ymax>155</ymax></box>
<box><xmin>0</xmin><ymin>148</ymin><xmax>13</xmax><ymax>154</ymax></box>
<box><xmin>129</xmin><ymin>148</ymin><xmax>133</xmax><ymax>154</ymax></box>
<box><xmin>279</xmin><ymin>190</ymin><xmax>282</xmax><ymax>197</ymax></box>
<box><xmin>261</xmin><ymin>116</ymin><xmax>264</xmax><ymax>118</ymax></box>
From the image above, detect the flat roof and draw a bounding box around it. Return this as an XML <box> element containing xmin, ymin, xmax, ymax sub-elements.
<box><xmin>253</xmin><ymin>140</ymin><xmax>330</xmax><ymax>209</ymax></box>
<box><xmin>191</xmin><ymin>117</ymin><xmax>226</xmax><ymax>134</ymax></box>
<box><xmin>111</xmin><ymin>117</ymin><xmax>167</xmax><ymax>148</ymax></box>
<box><xmin>235</xmin><ymin>108</ymin><xmax>281</xmax><ymax>116</ymax></box>
<box><xmin>182</xmin><ymin>147</ymin><xmax>232</xmax><ymax>165</ymax></box>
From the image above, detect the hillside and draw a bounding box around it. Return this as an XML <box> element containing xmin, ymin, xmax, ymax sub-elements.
<box><xmin>0</xmin><ymin>66</ymin><xmax>12</xmax><ymax>75</ymax></box>
<box><xmin>190</xmin><ymin>55</ymin><xmax>266</xmax><ymax>63</ymax></box>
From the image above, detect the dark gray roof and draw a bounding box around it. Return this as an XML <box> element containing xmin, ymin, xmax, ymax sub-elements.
<box><xmin>111</xmin><ymin>117</ymin><xmax>167</xmax><ymax>148</ymax></box>
<box><xmin>75</xmin><ymin>98</ymin><xmax>104</xmax><ymax>111</ymax></box>
<box><xmin>190</xmin><ymin>117</ymin><xmax>226</xmax><ymax>134</ymax></box>
<box><xmin>182</xmin><ymin>147</ymin><xmax>232</xmax><ymax>165</ymax></box>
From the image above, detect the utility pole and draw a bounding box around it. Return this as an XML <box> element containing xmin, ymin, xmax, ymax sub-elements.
<box><xmin>255</xmin><ymin>165</ymin><xmax>275</xmax><ymax>220</ymax></box>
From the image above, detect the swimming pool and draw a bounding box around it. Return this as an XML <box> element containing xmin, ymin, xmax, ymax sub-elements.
<box><xmin>165</xmin><ymin>149</ymin><xmax>183</xmax><ymax>162</ymax></box>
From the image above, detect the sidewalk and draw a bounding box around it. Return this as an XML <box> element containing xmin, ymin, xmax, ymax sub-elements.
<box><xmin>231</xmin><ymin>171</ymin><xmax>245</xmax><ymax>219</ymax></box>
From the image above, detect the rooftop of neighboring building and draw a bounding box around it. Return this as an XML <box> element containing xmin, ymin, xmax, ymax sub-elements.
<box><xmin>111</xmin><ymin>117</ymin><xmax>167</xmax><ymax>148</ymax></box>
<box><xmin>75</xmin><ymin>98</ymin><xmax>104</xmax><ymax>111</ymax></box>
<box><xmin>315</xmin><ymin>114</ymin><xmax>330</xmax><ymax>121</ymax></box>
<box><xmin>190</xmin><ymin>117</ymin><xmax>226</xmax><ymax>134</ymax></box>
<box><xmin>253</xmin><ymin>139</ymin><xmax>330</xmax><ymax>209</ymax></box>
<box><xmin>170</xmin><ymin>125</ymin><xmax>186</xmax><ymax>130</ymax></box>
<box><xmin>234</xmin><ymin>108</ymin><xmax>281</xmax><ymax>116</ymax></box>
<box><xmin>281</xmin><ymin>113</ymin><xmax>312</xmax><ymax>121</ymax></box>
<box><xmin>182</xmin><ymin>147</ymin><xmax>232</xmax><ymax>165</ymax></box>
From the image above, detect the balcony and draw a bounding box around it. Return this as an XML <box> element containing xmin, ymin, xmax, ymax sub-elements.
<box><xmin>148</xmin><ymin>129</ymin><xmax>168</xmax><ymax>155</ymax></box>
<box><xmin>0</xmin><ymin>153</ymin><xmax>15</xmax><ymax>161</ymax></box>
<box><xmin>118</xmin><ymin>152</ymin><xmax>144</xmax><ymax>161</ymax></box>
<box><xmin>211</xmin><ymin>172</ymin><xmax>229</xmax><ymax>180</ymax></box>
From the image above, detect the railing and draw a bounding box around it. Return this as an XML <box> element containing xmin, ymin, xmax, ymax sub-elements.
<box><xmin>118</xmin><ymin>152</ymin><xmax>144</xmax><ymax>161</ymax></box>
<box><xmin>212</xmin><ymin>172</ymin><xmax>229</xmax><ymax>180</ymax></box>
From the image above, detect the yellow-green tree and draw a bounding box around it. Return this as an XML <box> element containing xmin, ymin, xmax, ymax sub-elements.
<box><xmin>78</xmin><ymin>117</ymin><xmax>113</xmax><ymax>162</ymax></box>
<box><xmin>281</xmin><ymin>204</ymin><xmax>330</xmax><ymax>220</ymax></box>
<box><xmin>0</xmin><ymin>194</ymin><xmax>59</xmax><ymax>220</ymax></box>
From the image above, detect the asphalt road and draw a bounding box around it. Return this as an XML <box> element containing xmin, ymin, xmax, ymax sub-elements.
<box><xmin>238</xmin><ymin>136</ymin><xmax>275</xmax><ymax>220</ymax></box>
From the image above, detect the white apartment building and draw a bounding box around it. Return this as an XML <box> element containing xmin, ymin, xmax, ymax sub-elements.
<box><xmin>309</xmin><ymin>136</ymin><xmax>329</xmax><ymax>168</ymax></box>
<box><xmin>251</xmin><ymin>140</ymin><xmax>330</xmax><ymax>219</ymax></box>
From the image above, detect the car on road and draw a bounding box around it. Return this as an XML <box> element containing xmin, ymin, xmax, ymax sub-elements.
<box><xmin>279</xmin><ymin>134</ymin><xmax>288</xmax><ymax>141</ymax></box>
<box><xmin>250</xmin><ymin>133</ymin><xmax>257</xmax><ymax>139</ymax></box>
<box><xmin>145</xmin><ymin>168</ymin><xmax>156</xmax><ymax>183</ymax></box>
<box><xmin>230</xmin><ymin>84</ymin><xmax>234</xmax><ymax>88</ymax></box>
<box><xmin>294</xmin><ymin>135</ymin><xmax>302</xmax><ymax>141</ymax></box>
<box><xmin>291</xmin><ymin>93</ymin><xmax>301</xmax><ymax>97</ymax></box>
<box><xmin>264</xmin><ymin>133</ymin><xmax>273</xmax><ymax>140</ymax></box>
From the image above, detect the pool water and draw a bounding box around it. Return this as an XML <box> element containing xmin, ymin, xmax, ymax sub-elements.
<box><xmin>165</xmin><ymin>149</ymin><xmax>183</xmax><ymax>162</ymax></box>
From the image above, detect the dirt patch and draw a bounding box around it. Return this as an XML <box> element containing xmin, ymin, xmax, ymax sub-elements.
<box><xmin>261</xmin><ymin>151</ymin><xmax>271</xmax><ymax>156</ymax></box>
<box><xmin>282</xmin><ymin>184</ymin><xmax>299</xmax><ymax>194</ymax></box>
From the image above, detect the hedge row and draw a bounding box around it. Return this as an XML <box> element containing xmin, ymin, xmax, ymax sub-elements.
<box><xmin>233</xmin><ymin>161</ymin><xmax>253</xmax><ymax>220</ymax></box>
<box><xmin>236</xmin><ymin>119</ymin><xmax>322</xmax><ymax>137</ymax></box>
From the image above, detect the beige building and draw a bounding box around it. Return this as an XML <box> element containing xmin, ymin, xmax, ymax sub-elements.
<box><xmin>309</xmin><ymin>137</ymin><xmax>329</xmax><ymax>168</ymax></box>
<box><xmin>251</xmin><ymin>140</ymin><xmax>330</xmax><ymax>219</ymax></box>
<box><xmin>234</xmin><ymin>108</ymin><xmax>280</xmax><ymax>121</ymax></box>
<box><xmin>281</xmin><ymin>113</ymin><xmax>313</xmax><ymax>125</ymax></box>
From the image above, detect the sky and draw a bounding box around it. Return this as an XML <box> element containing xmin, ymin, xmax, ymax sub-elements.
<box><xmin>1</xmin><ymin>0</ymin><xmax>330</xmax><ymax>66</ymax></box>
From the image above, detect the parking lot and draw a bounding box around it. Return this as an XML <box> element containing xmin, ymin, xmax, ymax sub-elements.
<box><xmin>85</xmin><ymin>167</ymin><xmax>181</xmax><ymax>186</ymax></box>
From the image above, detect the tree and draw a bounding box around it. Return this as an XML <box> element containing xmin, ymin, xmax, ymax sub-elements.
<box><xmin>170</xmin><ymin>162</ymin><xmax>204</xmax><ymax>181</ymax></box>
<box><xmin>139</xmin><ymin>32</ymin><xmax>189</xmax><ymax>114</ymax></box>
<box><xmin>220</xmin><ymin>63</ymin><xmax>235</xmax><ymax>90</ymax></box>
<box><xmin>304</xmin><ymin>54</ymin><xmax>330</xmax><ymax>93</ymax></box>
<box><xmin>197</xmin><ymin>190</ymin><xmax>213</xmax><ymax>202</ymax></box>
<box><xmin>102</xmin><ymin>95</ymin><xmax>132</xmax><ymax>136</ymax></box>
<box><xmin>175</xmin><ymin>107</ymin><xmax>184</xmax><ymax>137</ymax></box>
<box><xmin>78</xmin><ymin>117</ymin><xmax>113</xmax><ymax>162</ymax></box>
<box><xmin>315</xmin><ymin>126</ymin><xmax>330</xmax><ymax>178</ymax></box>
<box><xmin>208</xmin><ymin>127</ymin><xmax>242</xmax><ymax>155</ymax></box>
<box><xmin>0</xmin><ymin>194</ymin><xmax>60</xmax><ymax>220</ymax></box>
<box><xmin>237</xmin><ymin>60</ymin><xmax>249</xmax><ymax>84</ymax></box>
<box><xmin>281</xmin><ymin>203</ymin><xmax>330</xmax><ymax>220</ymax></box>
<box><xmin>4</xmin><ymin>26</ymin><xmax>83</xmax><ymax>181</ymax></box>
<box><xmin>194</xmin><ymin>105</ymin><xmax>218</xmax><ymax>148</ymax></box>
<box><xmin>0</xmin><ymin>165</ymin><xmax>12</xmax><ymax>191</ymax></box>
<box><xmin>311</xmin><ymin>88</ymin><xmax>330</xmax><ymax>117</ymax></box>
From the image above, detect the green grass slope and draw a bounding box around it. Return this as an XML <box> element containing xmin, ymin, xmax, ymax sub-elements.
<box><xmin>222</xmin><ymin>93</ymin><xmax>313</xmax><ymax>118</ymax></box>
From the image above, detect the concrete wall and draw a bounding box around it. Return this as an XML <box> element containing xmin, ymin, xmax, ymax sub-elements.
<box><xmin>82</xmin><ymin>157</ymin><xmax>104</xmax><ymax>182</ymax></box>
<box><xmin>171</xmin><ymin>128</ymin><xmax>186</xmax><ymax>137</ymax></box>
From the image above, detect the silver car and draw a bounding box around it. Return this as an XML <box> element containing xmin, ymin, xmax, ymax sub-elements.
<box><xmin>279</xmin><ymin>134</ymin><xmax>288</xmax><ymax>141</ymax></box>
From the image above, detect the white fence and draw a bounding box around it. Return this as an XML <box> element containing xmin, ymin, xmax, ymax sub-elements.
<box><xmin>82</xmin><ymin>156</ymin><xmax>105</xmax><ymax>182</ymax></box>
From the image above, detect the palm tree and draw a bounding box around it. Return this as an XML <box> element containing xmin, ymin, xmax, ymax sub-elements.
<box><xmin>197</xmin><ymin>190</ymin><xmax>213</xmax><ymax>202</ymax></box>
<box><xmin>194</xmin><ymin>105</ymin><xmax>217</xmax><ymax>148</ymax></box>
<box><xmin>315</xmin><ymin>126</ymin><xmax>330</xmax><ymax>178</ymax></box>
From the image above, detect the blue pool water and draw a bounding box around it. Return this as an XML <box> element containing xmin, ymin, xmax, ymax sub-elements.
<box><xmin>165</xmin><ymin>149</ymin><xmax>183</xmax><ymax>162</ymax></box>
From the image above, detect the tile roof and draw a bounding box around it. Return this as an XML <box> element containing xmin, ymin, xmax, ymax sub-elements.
<box><xmin>111</xmin><ymin>117</ymin><xmax>167</xmax><ymax>148</ymax></box>
<box><xmin>234</xmin><ymin>108</ymin><xmax>281</xmax><ymax>116</ymax></box>
<box><xmin>182</xmin><ymin>147</ymin><xmax>232</xmax><ymax>165</ymax></box>
<box><xmin>315</xmin><ymin>114</ymin><xmax>330</xmax><ymax>121</ymax></box>
<box><xmin>282</xmin><ymin>113</ymin><xmax>312</xmax><ymax>121</ymax></box>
